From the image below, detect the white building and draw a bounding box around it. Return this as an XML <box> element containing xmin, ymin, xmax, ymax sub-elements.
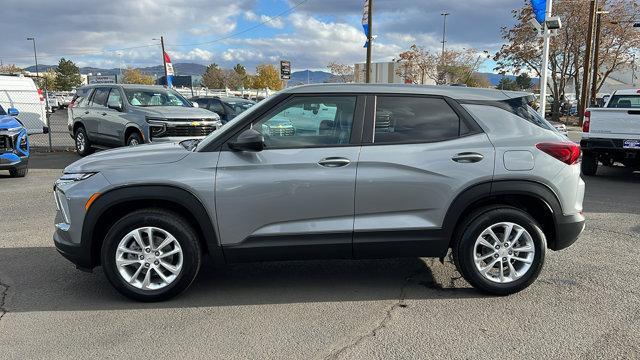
<box><xmin>354</xmin><ymin>62</ymin><xmax>437</xmax><ymax>84</ymax></box>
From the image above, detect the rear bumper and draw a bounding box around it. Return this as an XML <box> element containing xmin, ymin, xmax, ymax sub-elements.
<box><xmin>581</xmin><ymin>138</ymin><xmax>640</xmax><ymax>152</ymax></box>
<box><xmin>551</xmin><ymin>213</ymin><xmax>585</xmax><ymax>251</ymax></box>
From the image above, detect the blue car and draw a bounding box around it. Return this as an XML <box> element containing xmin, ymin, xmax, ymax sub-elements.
<box><xmin>0</xmin><ymin>106</ymin><xmax>29</xmax><ymax>177</ymax></box>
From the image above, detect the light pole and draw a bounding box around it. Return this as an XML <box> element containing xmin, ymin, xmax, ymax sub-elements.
<box><xmin>27</xmin><ymin>36</ymin><xmax>52</xmax><ymax>151</ymax></box>
<box><xmin>440</xmin><ymin>11</ymin><xmax>450</xmax><ymax>58</ymax></box>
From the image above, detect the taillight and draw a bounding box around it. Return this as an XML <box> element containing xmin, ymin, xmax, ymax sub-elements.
<box><xmin>37</xmin><ymin>89</ymin><xmax>44</xmax><ymax>102</ymax></box>
<box><xmin>583</xmin><ymin>111</ymin><xmax>590</xmax><ymax>133</ymax></box>
<box><xmin>536</xmin><ymin>142</ymin><xmax>581</xmax><ymax>165</ymax></box>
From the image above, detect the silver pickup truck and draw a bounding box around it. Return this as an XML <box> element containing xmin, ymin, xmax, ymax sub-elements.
<box><xmin>581</xmin><ymin>88</ymin><xmax>640</xmax><ymax>175</ymax></box>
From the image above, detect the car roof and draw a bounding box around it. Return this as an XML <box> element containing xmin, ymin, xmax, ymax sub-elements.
<box><xmin>280</xmin><ymin>83</ymin><xmax>531</xmax><ymax>101</ymax></box>
<box><xmin>612</xmin><ymin>89</ymin><xmax>640</xmax><ymax>96</ymax></box>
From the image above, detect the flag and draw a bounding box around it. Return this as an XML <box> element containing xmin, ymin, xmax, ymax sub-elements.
<box><xmin>530</xmin><ymin>0</ymin><xmax>547</xmax><ymax>24</ymax></box>
<box><xmin>164</xmin><ymin>51</ymin><xmax>174</xmax><ymax>88</ymax></box>
<box><xmin>362</xmin><ymin>0</ymin><xmax>369</xmax><ymax>47</ymax></box>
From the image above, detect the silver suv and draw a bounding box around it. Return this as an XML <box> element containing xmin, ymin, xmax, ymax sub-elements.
<box><xmin>53</xmin><ymin>84</ymin><xmax>585</xmax><ymax>301</ymax></box>
<box><xmin>68</xmin><ymin>84</ymin><xmax>222</xmax><ymax>156</ymax></box>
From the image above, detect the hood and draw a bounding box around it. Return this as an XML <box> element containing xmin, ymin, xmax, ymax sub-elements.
<box><xmin>0</xmin><ymin>116</ymin><xmax>23</xmax><ymax>130</ymax></box>
<box><xmin>64</xmin><ymin>142</ymin><xmax>189</xmax><ymax>173</ymax></box>
<box><xmin>137</xmin><ymin>106</ymin><xmax>220</xmax><ymax>120</ymax></box>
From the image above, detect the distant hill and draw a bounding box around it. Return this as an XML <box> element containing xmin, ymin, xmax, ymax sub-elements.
<box><xmin>24</xmin><ymin>63</ymin><xmax>208</xmax><ymax>77</ymax></box>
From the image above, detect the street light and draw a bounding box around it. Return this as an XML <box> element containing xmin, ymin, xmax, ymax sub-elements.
<box><xmin>26</xmin><ymin>37</ymin><xmax>39</xmax><ymax>78</ymax></box>
<box><xmin>26</xmin><ymin>36</ymin><xmax>52</xmax><ymax>151</ymax></box>
<box><xmin>440</xmin><ymin>11</ymin><xmax>450</xmax><ymax>58</ymax></box>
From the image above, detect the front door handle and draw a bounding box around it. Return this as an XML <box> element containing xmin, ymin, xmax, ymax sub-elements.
<box><xmin>452</xmin><ymin>152</ymin><xmax>484</xmax><ymax>163</ymax></box>
<box><xmin>84</xmin><ymin>111</ymin><xmax>89</xmax><ymax>114</ymax></box>
<box><xmin>318</xmin><ymin>157</ymin><xmax>351</xmax><ymax>167</ymax></box>
<box><xmin>101</xmin><ymin>112</ymin><xmax>107</xmax><ymax>116</ymax></box>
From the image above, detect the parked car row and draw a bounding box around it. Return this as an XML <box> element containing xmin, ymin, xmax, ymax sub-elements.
<box><xmin>54</xmin><ymin>84</ymin><xmax>585</xmax><ymax>302</ymax></box>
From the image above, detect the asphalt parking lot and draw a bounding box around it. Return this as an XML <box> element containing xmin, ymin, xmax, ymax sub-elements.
<box><xmin>1</xmin><ymin>152</ymin><xmax>639</xmax><ymax>359</ymax></box>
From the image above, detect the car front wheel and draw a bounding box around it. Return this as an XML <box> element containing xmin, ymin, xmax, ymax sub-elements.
<box><xmin>101</xmin><ymin>208</ymin><xmax>202</xmax><ymax>302</ymax></box>
<box><xmin>453</xmin><ymin>206</ymin><xmax>546</xmax><ymax>295</ymax></box>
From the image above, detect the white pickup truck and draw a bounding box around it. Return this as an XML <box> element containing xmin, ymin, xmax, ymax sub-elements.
<box><xmin>581</xmin><ymin>88</ymin><xmax>640</xmax><ymax>176</ymax></box>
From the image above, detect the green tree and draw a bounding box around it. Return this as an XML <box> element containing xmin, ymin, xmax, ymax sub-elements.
<box><xmin>233</xmin><ymin>63</ymin><xmax>252</xmax><ymax>88</ymax></box>
<box><xmin>202</xmin><ymin>63</ymin><xmax>224</xmax><ymax>88</ymax></box>
<box><xmin>122</xmin><ymin>67</ymin><xmax>155</xmax><ymax>85</ymax></box>
<box><xmin>515</xmin><ymin>73</ymin><xmax>533</xmax><ymax>90</ymax></box>
<box><xmin>496</xmin><ymin>77</ymin><xmax>519</xmax><ymax>91</ymax></box>
<box><xmin>54</xmin><ymin>58</ymin><xmax>83</xmax><ymax>90</ymax></box>
<box><xmin>252</xmin><ymin>64</ymin><xmax>282</xmax><ymax>90</ymax></box>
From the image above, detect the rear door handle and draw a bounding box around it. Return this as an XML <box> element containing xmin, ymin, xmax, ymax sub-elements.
<box><xmin>101</xmin><ymin>112</ymin><xmax>107</xmax><ymax>116</ymax></box>
<box><xmin>84</xmin><ymin>111</ymin><xmax>89</xmax><ymax>114</ymax></box>
<box><xmin>318</xmin><ymin>157</ymin><xmax>351</xmax><ymax>167</ymax></box>
<box><xmin>452</xmin><ymin>152</ymin><xmax>484</xmax><ymax>163</ymax></box>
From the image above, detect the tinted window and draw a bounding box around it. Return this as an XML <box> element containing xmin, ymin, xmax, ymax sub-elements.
<box><xmin>374</xmin><ymin>96</ymin><xmax>460</xmax><ymax>144</ymax></box>
<box><xmin>0</xmin><ymin>105</ymin><xmax>5</xmax><ymax>115</ymax></box>
<box><xmin>251</xmin><ymin>96</ymin><xmax>356</xmax><ymax>149</ymax></box>
<box><xmin>209</xmin><ymin>99</ymin><xmax>225</xmax><ymax>114</ymax></box>
<box><xmin>90</xmin><ymin>88</ymin><xmax>109</xmax><ymax>107</ymax></box>
<box><xmin>607</xmin><ymin>95</ymin><xmax>640</xmax><ymax>108</ymax></box>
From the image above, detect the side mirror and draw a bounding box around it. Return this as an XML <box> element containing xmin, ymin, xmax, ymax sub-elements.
<box><xmin>192</xmin><ymin>102</ymin><xmax>199</xmax><ymax>108</ymax></box>
<box><xmin>108</xmin><ymin>104</ymin><xmax>123</xmax><ymax>112</ymax></box>
<box><xmin>43</xmin><ymin>126</ymin><xmax>50</xmax><ymax>134</ymax></box>
<box><xmin>229</xmin><ymin>128</ymin><xmax>264</xmax><ymax>152</ymax></box>
<box><xmin>7</xmin><ymin>107</ymin><xmax>19</xmax><ymax>117</ymax></box>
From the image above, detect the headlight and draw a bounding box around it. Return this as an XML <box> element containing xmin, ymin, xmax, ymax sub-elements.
<box><xmin>58</xmin><ymin>172</ymin><xmax>96</xmax><ymax>183</ymax></box>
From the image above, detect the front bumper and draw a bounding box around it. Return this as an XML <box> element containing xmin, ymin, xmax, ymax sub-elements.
<box><xmin>551</xmin><ymin>213</ymin><xmax>586</xmax><ymax>251</ymax></box>
<box><xmin>0</xmin><ymin>152</ymin><xmax>28</xmax><ymax>170</ymax></box>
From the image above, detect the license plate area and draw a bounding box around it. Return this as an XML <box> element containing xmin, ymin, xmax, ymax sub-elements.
<box><xmin>623</xmin><ymin>139</ymin><xmax>640</xmax><ymax>149</ymax></box>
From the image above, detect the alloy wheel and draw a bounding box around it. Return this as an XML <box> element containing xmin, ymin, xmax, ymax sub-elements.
<box><xmin>473</xmin><ymin>222</ymin><xmax>535</xmax><ymax>283</ymax></box>
<box><xmin>115</xmin><ymin>226</ymin><xmax>183</xmax><ymax>290</ymax></box>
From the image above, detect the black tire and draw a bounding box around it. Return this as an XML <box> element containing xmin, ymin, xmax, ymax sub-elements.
<box><xmin>9</xmin><ymin>167</ymin><xmax>28</xmax><ymax>177</ymax></box>
<box><xmin>101</xmin><ymin>208</ymin><xmax>202</xmax><ymax>302</ymax></box>
<box><xmin>453</xmin><ymin>206</ymin><xmax>546</xmax><ymax>296</ymax></box>
<box><xmin>581</xmin><ymin>152</ymin><xmax>598</xmax><ymax>176</ymax></box>
<box><xmin>74</xmin><ymin>126</ymin><xmax>94</xmax><ymax>156</ymax></box>
<box><xmin>126</xmin><ymin>132</ymin><xmax>142</xmax><ymax>147</ymax></box>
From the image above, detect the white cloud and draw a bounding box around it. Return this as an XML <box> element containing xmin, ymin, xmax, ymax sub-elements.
<box><xmin>260</xmin><ymin>15</ymin><xmax>285</xmax><ymax>29</ymax></box>
<box><xmin>244</xmin><ymin>11</ymin><xmax>258</xmax><ymax>21</ymax></box>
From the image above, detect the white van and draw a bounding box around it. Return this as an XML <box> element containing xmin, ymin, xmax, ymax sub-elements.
<box><xmin>0</xmin><ymin>75</ymin><xmax>48</xmax><ymax>134</ymax></box>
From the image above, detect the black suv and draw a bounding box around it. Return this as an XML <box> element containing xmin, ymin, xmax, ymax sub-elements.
<box><xmin>191</xmin><ymin>96</ymin><xmax>255</xmax><ymax>124</ymax></box>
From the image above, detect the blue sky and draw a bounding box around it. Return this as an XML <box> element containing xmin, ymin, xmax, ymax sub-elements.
<box><xmin>2</xmin><ymin>0</ymin><xmax>525</xmax><ymax>73</ymax></box>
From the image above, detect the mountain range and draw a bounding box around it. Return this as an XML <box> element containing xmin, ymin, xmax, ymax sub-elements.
<box><xmin>23</xmin><ymin>63</ymin><xmax>538</xmax><ymax>87</ymax></box>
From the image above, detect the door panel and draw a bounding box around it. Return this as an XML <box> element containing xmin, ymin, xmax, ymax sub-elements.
<box><xmin>215</xmin><ymin>94</ymin><xmax>363</xmax><ymax>261</ymax></box>
<box><xmin>99</xmin><ymin>88</ymin><xmax>128</xmax><ymax>145</ymax></box>
<box><xmin>353</xmin><ymin>95</ymin><xmax>494</xmax><ymax>258</ymax></box>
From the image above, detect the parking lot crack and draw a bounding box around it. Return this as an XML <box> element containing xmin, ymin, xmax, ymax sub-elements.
<box><xmin>0</xmin><ymin>280</ymin><xmax>8</xmax><ymax>321</ymax></box>
<box><xmin>323</xmin><ymin>266</ymin><xmax>425</xmax><ymax>360</ymax></box>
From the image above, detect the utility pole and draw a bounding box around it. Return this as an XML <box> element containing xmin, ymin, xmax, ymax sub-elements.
<box><xmin>441</xmin><ymin>11</ymin><xmax>450</xmax><ymax>58</ymax></box>
<box><xmin>590</xmin><ymin>10</ymin><xmax>607</xmax><ymax>105</ymax></box>
<box><xmin>365</xmin><ymin>0</ymin><xmax>373</xmax><ymax>83</ymax></box>
<box><xmin>160</xmin><ymin>36</ymin><xmax>168</xmax><ymax>87</ymax></box>
<box><xmin>579</xmin><ymin>0</ymin><xmax>597</xmax><ymax>123</ymax></box>
<box><xmin>27</xmin><ymin>36</ymin><xmax>51</xmax><ymax>151</ymax></box>
<box><xmin>538</xmin><ymin>0</ymin><xmax>553</xmax><ymax>117</ymax></box>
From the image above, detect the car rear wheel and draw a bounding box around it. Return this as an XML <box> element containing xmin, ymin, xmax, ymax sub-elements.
<box><xmin>453</xmin><ymin>206</ymin><xmax>546</xmax><ymax>295</ymax></box>
<box><xmin>74</xmin><ymin>126</ymin><xmax>94</xmax><ymax>156</ymax></box>
<box><xmin>581</xmin><ymin>152</ymin><xmax>598</xmax><ymax>176</ymax></box>
<box><xmin>101</xmin><ymin>208</ymin><xmax>202</xmax><ymax>302</ymax></box>
<box><xmin>9</xmin><ymin>167</ymin><xmax>28</xmax><ymax>177</ymax></box>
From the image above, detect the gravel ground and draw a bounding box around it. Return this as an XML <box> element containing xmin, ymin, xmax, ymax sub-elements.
<box><xmin>0</xmin><ymin>152</ymin><xmax>638</xmax><ymax>359</ymax></box>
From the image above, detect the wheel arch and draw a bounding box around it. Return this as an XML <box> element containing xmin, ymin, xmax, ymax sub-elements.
<box><xmin>82</xmin><ymin>185</ymin><xmax>224</xmax><ymax>268</ymax></box>
<box><xmin>124</xmin><ymin>124</ymin><xmax>145</xmax><ymax>144</ymax></box>
<box><xmin>444</xmin><ymin>180</ymin><xmax>563</xmax><ymax>251</ymax></box>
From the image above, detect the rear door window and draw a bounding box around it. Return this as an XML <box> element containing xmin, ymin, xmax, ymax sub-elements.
<box><xmin>90</xmin><ymin>88</ymin><xmax>109</xmax><ymax>108</ymax></box>
<box><xmin>373</xmin><ymin>96</ymin><xmax>460</xmax><ymax>144</ymax></box>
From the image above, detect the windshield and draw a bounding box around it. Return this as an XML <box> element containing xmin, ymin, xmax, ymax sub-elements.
<box><xmin>0</xmin><ymin>105</ymin><xmax>5</xmax><ymax>115</ymax></box>
<box><xmin>124</xmin><ymin>88</ymin><xmax>191</xmax><ymax>107</ymax></box>
<box><xmin>224</xmin><ymin>100</ymin><xmax>255</xmax><ymax>115</ymax></box>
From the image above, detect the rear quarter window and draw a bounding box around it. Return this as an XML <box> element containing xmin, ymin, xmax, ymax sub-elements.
<box><xmin>607</xmin><ymin>95</ymin><xmax>640</xmax><ymax>108</ymax></box>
